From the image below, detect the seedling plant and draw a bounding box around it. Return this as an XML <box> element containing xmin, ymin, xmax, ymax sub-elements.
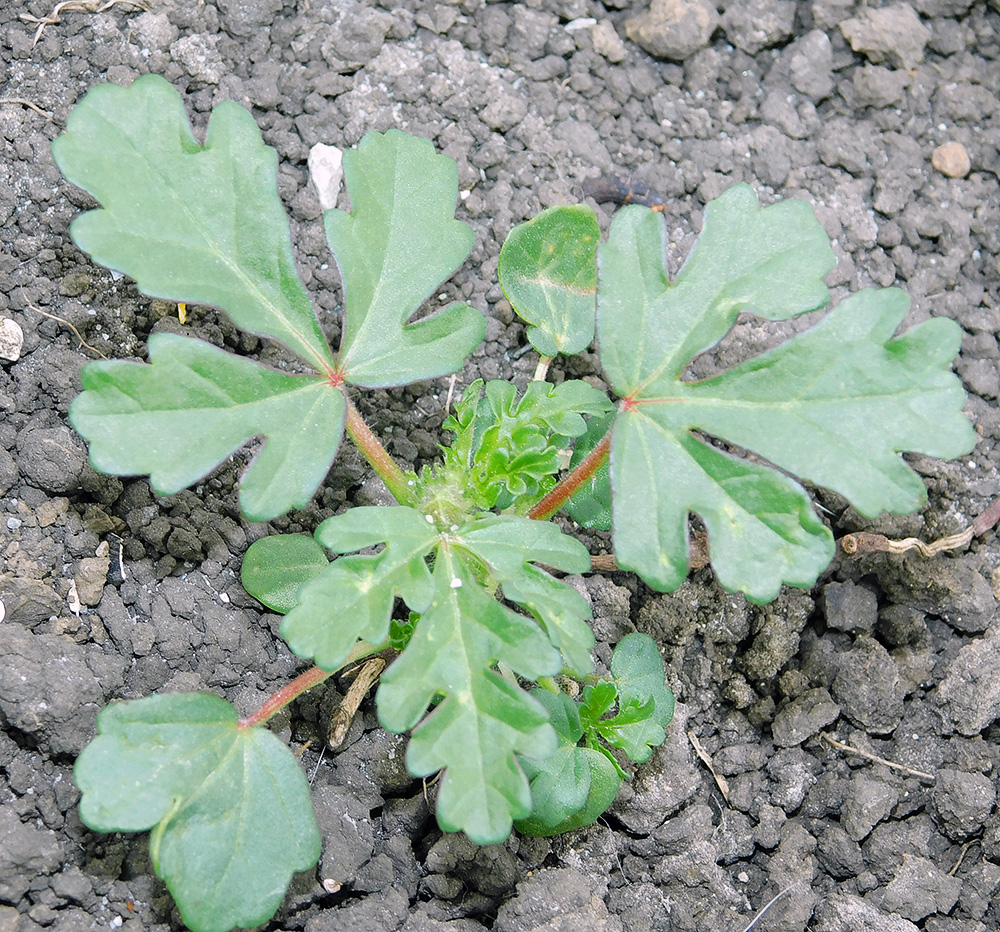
<box><xmin>52</xmin><ymin>75</ymin><xmax>974</xmax><ymax>932</ymax></box>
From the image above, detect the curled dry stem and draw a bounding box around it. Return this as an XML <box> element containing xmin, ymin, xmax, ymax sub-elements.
<box><xmin>839</xmin><ymin>496</ymin><xmax>1000</xmax><ymax>558</ymax></box>
<box><xmin>20</xmin><ymin>0</ymin><xmax>148</xmax><ymax>47</ymax></box>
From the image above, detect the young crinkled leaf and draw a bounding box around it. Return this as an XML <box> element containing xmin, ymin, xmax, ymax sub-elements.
<box><xmin>326</xmin><ymin>129</ymin><xmax>486</xmax><ymax>387</ymax></box>
<box><xmin>439</xmin><ymin>378</ymin><xmax>613</xmax><ymax>511</ymax></box>
<box><xmin>75</xmin><ymin>693</ymin><xmax>320</xmax><ymax>932</ymax></box>
<box><xmin>599</xmin><ymin>187</ymin><xmax>975</xmax><ymax>602</ymax></box>
<box><xmin>595</xmin><ymin>633</ymin><xmax>675</xmax><ymax>763</ymax></box>
<box><xmin>377</xmin><ymin>549</ymin><xmax>561</xmax><ymax>844</ymax></box>
<box><xmin>499</xmin><ymin>204</ymin><xmax>600</xmax><ymax>357</ymax></box>
<box><xmin>51</xmin><ymin>74</ymin><xmax>335</xmax><ymax>373</ymax></box>
<box><xmin>279</xmin><ymin>507</ymin><xmax>439</xmax><ymax>671</ymax></box>
<box><xmin>70</xmin><ymin>334</ymin><xmax>346</xmax><ymax>521</ymax></box>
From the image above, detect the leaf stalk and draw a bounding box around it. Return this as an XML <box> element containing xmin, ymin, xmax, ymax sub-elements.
<box><xmin>239</xmin><ymin>640</ymin><xmax>383</xmax><ymax>728</ymax></box>
<box><xmin>528</xmin><ymin>429</ymin><xmax>612</xmax><ymax>521</ymax></box>
<box><xmin>344</xmin><ymin>397</ymin><xmax>416</xmax><ymax>506</ymax></box>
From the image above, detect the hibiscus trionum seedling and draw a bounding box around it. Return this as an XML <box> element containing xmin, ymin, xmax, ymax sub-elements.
<box><xmin>52</xmin><ymin>74</ymin><xmax>974</xmax><ymax>932</ymax></box>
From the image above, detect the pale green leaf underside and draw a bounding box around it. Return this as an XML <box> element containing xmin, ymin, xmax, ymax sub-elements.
<box><xmin>598</xmin><ymin>187</ymin><xmax>836</xmax><ymax>398</ymax></box>
<box><xmin>377</xmin><ymin>551</ymin><xmax>560</xmax><ymax>844</ymax></box>
<box><xmin>280</xmin><ymin>507</ymin><xmax>439</xmax><ymax>670</ymax></box>
<box><xmin>75</xmin><ymin>693</ymin><xmax>320</xmax><ymax>932</ymax></box>
<box><xmin>611</xmin><ymin>288</ymin><xmax>974</xmax><ymax>602</ymax></box>
<box><xmin>69</xmin><ymin>333</ymin><xmax>346</xmax><ymax>522</ymax></box>
<box><xmin>327</xmin><ymin>129</ymin><xmax>485</xmax><ymax>386</ymax></box>
<box><xmin>51</xmin><ymin>74</ymin><xmax>334</xmax><ymax>374</ymax></box>
<box><xmin>499</xmin><ymin>204</ymin><xmax>600</xmax><ymax>357</ymax></box>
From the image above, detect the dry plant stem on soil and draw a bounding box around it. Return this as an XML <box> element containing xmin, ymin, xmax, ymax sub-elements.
<box><xmin>820</xmin><ymin>733</ymin><xmax>935</xmax><ymax>782</ymax></box>
<box><xmin>0</xmin><ymin>98</ymin><xmax>53</xmax><ymax>119</ymax></box>
<box><xmin>327</xmin><ymin>657</ymin><xmax>386</xmax><ymax>749</ymax></box>
<box><xmin>839</xmin><ymin>495</ymin><xmax>1000</xmax><ymax>557</ymax></box>
<box><xmin>21</xmin><ymin>290</ymin><xmax>107</xmax><ymax>358</ymax></box>
<box><xmin>20</xmin><ymin>0</ymin><xmax>148</xmax><ymax>47</ymax></box>
<box><xmin>239</xmin><ymin>641</ymin><xmax>380</xmax><ymax>729</ymax></box>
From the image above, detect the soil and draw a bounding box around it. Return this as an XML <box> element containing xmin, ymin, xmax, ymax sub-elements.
<box><xmin>2</xmin><ymin>0</ymin><xmax>1000</xmax><ymax>930</ymax></box>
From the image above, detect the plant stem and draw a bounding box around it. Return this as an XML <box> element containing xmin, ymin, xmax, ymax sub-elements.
<box><xmin>238</xmin><ymin>640</ymin><xmax>383</xmax><ymax>728</ymax></box>
<box><xmin>344</xmin><ymin>397</ymin><xmax>416</xmax><ymax>506</ymax></box>
<box><xmin>532</xmin><ymin>356</ymin><xmax>552</xmax><ymax>381</ymax></box>
<box><xmin>528</xmin><ymin>430</ymin><xmax>611</xmax><ymax>521</ymax></box>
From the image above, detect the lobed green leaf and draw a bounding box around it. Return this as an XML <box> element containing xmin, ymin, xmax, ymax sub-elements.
<box><xmin>279</xmin><ymin>507</ymin><xmax>439</xmax><ymax>670</ymax></box>
<box><xmin>499</xmin><ymin>204</ymin><xmax>600</xmax><ymax>357</ymax></box>
<box><xmin>377</xmin><ymin>550</ymin><xmax>561</xmax><ymax>843</ymax></box>
<box><xmin>599</xmin><ymin>633</ymin><xmax>675</xmax><ymax>763</ymax></box>
<box><xmin>598</xmin><ymin>191</ymin><xmax>974</xmax><ymax>601</ymax></box>
<box><xmin>75</xmin><ymin>693</ymin><xmax>320</xmax><ymax>932</ymax></box>
<box><xmin>52</xmin><ymin>74</ymin><xmax>335</xmax><ymax>373</ymax></box>
<box><xmin>326</xmin><ymin>129</ymin><xmax>485</xmax><ymax>386</ymax></box>
<box><xmin>69</xmin><ymin>333</ymin><xmax>346</xmax><ymax>522</ymax></box>
<box><xmin>457</xmin><ymin>515</ymin><xmax>595</xmax><ymax>671</ymax></box>
<box><xmin>598</xmin><ymin>186</ymin><xmax>835</xmax><ymax>398</ymax></box>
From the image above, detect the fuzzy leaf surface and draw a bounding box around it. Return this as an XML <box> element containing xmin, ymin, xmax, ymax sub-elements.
<box><xmin>599</xmin><ymin>191</ymin><xmax>974</xmax><ymax>601</ymax></box>
<box><xmin>326</xmin><ymin>129</ymin><xmax>485</xmax><ymax>386</ymax></box>
<box><xmin>241</xmin><ymin>534</ymin><xmax>330</xmax><ymax>613</ymax></box>
<box><xmin>51</xmin><ymin>74</ymin><xmax>335</xmax><ymax>373</ymax></box>
<box><xmin>457</xmin><ymin>515</ymin><xmax>595</xmax><ymax>672</ymax></box>
<box><xmin>279</xmin><ymin>507</ymin><xmax>439</xmax><ymax>670</ymax></box>
<box><xmin>377</xmin><ymin>548</ymin><xmax>561</xmax><ymax>844</ymax></box>
<box><xmin>499</xmin><ymin>204</ymin><xmax>600</xmax><ymax>357</ymax></box>
<box><xmin>75</xmin><ymin>693</ymin><xmax>320</xmax><ymax>932</ymax></box>
<box><xmin>70</xmin><ymin>333</ymin><xmax>346</xmax><ymax>521</ymax></box>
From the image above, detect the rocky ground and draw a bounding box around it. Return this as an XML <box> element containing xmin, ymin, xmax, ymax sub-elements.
<box><xmin>2</xmin><ymin>0</ymin><xmax>1000</xmax><ymax>930</ymax></box>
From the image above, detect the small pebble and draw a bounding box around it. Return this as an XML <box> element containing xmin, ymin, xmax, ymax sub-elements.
<box><xmin>7</xmin><ymin>517</ymin><xmax>22</xmax><ymax>530</ymax></box>
<box><xmin>932</xmin><ymin>141</ymin><xmax>970</xmax><ymax>178</ymax></box>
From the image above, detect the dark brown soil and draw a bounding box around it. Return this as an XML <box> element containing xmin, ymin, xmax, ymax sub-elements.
<box><xmin>2</xmin><ymin>1</ymin><xmax>1000</xmax><ymax>930</ymax></box>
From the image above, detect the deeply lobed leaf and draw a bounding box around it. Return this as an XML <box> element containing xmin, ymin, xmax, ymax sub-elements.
<box><xmin>326</xmin><ymin>129</ymin><xmax>486</xmax><ymax>386</ymax></box>
<box><xmin>52</xmin><ymin>74</ymin><xmax>335</xmax><ymax>373</ymax></box>
<box><xmin>279</xmin><ymin>507</ymin><xmax>439</xmax><ymax>670</ymax></box>
<box><xmin>70</xmin><ymin>334</ymin><xmax>346</xmax><ymax>522</ymax></box>
<box><xmin>377</xmin><ymin>550</ymin><xmax>561</xmax><ymax>843</ymax></box>
<box><xmin>598</xmin><ymin>190</ymin><xmax>975</xmax><ymax>601</ymax></box>
<box><xmin>598</xmin><ymin>186</ymin><xmax>836</xmax><ymax>398</ymax></box>
<box><xmin>75</xmin><ymin>693</ymin><xmax>320</xmax><ymax>932</ymax></box>
<box><xmin>457</xmin><ymin>515</ymin><xmax>595</xmax><ymax>672</ymax></box>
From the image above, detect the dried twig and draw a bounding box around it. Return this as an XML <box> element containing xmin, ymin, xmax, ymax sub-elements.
<box><xmin>948</xmin><ymin>839</ymin><xmax>976</xmax><ymax>876</ymax></box>
<box><xmin>20</xmin><ymin>0</ymin><xmax>148</xmax><ymax>47</ymax></box>
<box><xmin>589</xmin><ymin>531</ymin><xmax>709</xmax><ymax>574</ymax></box>
<box><xmin>688</xmin><ymin>730</ymin><xmax>731</xmax><ymax>803</ymax></box>
<box><xmin>0</xmin><ymin>97</ymin><xmax>53</xmax><ymax>119</ymax></box>
<box><xmin>22</xmin><ymin>291</ymin><xmax>108</xmax><ymax>358</ymax></box>
<box><xmin>839</xmin><ymin>496</ymin><xmax>1000</xmax><ymax>558</ymax></box>
<box><xmin>327</xmin><ymin>657</ymin><xmax>385</xmax><ymax>749</ymax></box>
<box><xmin>739</xmin><ymin>886</ymin><xmax>794</xmax><ymax>932</ymax></box>
<box><xmin>820</xmin><ymin>733</ymin><xmax>934</xmax><ymax>782</ymax></box>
